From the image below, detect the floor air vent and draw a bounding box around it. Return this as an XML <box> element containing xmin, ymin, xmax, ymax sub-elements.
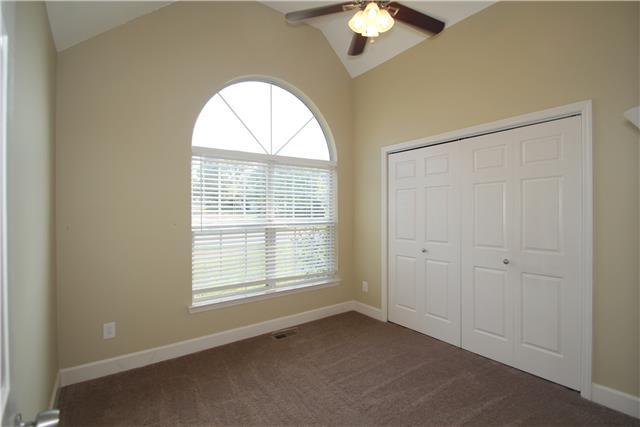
<box><xmin>271</xmin><ymin>327</ymin><xmax>298</xmax><ymax>340</ymax></box>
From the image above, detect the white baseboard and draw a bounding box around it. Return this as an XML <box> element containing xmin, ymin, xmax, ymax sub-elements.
<box><xmin>352</xmin><ymin>301</ymin><xmax>384</xmax><ymax>321</ymax></box>
<box><xmin>52</xmin><ymin>303</ymin><xmax>640</xmax><ymax>421</ymax></box>
<box><xmin>48</xmin><ymin>372</ymin><xmax>59</xmax><ymax>409</ymax></box>
<box><xmin>592</xmin><ymin>383</ymin><xmax>640</xmax><ymax>418</ymax></box>
<box><xmin>60</xmin><ymin>301</ymin><xmax>365</xmax><ymax>387</ymax></box>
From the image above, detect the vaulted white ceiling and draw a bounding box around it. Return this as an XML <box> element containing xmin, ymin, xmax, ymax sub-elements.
<box><xmin>46</xmin><ymin>1</ymin><xmax>171</xmax><ymax>51</ymax></box>
<box><xmin>45</xmin><ymin>1</ymin><xmax>494</xmax><ymax>77</ymax></box>
<box><xmin>263</xmin><ymin>1</ymin><xmax>494</xmax><ymax>77</ymax></box>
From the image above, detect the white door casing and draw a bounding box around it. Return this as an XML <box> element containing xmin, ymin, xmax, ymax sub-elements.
<box><xmin>0</xmin><ymin>1</ymin><xmax>8</xmax><ymax>421</ymax></box>
<box><xmin>381</xmin><ymin>101</ymin><xmax>593</xmax><ymax>398</ymax></box>
<box><xmin>388</xmin><ymin>142</ymin><xmax>461</xmax><ymax>346</ymax></box>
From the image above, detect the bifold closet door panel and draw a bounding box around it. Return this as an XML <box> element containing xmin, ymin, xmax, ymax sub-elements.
<box><xmin>420</xmin><ymin>142</ymin><xmax>461</xmax><ymax>346</ymax></box>
<box><xmin>511</xmin><ymin>116</ymin><xmax>582</xmax><ymax>390</ymax></box>
<box><xmin>389</xmin><ymin>149</ymin><xmax>422</xmax><ymax>330</ymax></box>
<box><xmin>460</xmin><ymin>116</ymin><xmax>582</xmax><ymax>390</ymax></box>
<box><xmin>388</xmin><ymin>143</ymin><xmax>461</xmax><ymax>346</ymax></box>
<box><xmin>460</xmin><ymin>130</ymin><xmax>517</xmax><ymax>366</ymax></box>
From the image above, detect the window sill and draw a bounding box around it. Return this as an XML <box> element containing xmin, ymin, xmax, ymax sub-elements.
<box><xmin>188</xmin><ymin>278</ymin><xmax>341</xmax><ymax>314</ymax></box>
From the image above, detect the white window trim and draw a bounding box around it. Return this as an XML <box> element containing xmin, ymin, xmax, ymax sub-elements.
<box><xmin>189</xmin><ymin>81</ymin><xmax>339</xmax><ymax>311</ymax></box>
<box><xmin>191</xmin><ymin>146</ymin><xmax>336</xmax><ymax>169</ymax></box>
<box><xmin>189</xmin><ymin>278</ymin><xmax>341</xmax><ymax>313</ymax></box>
<box><xmin>189</xmin><ymin>152</ymin><xmax>339</xmax><ymax>310</ymax></box>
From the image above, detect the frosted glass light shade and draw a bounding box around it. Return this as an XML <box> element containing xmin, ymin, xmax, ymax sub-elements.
<box><xmin>348</xmin><ymin>11</ymin><xmax>366</xmax><ymax>33</ymax></box>
<box><xmin>348</xmin><ymin>2</ymin><xmax>395</xmax><ymax>38</ymax></box>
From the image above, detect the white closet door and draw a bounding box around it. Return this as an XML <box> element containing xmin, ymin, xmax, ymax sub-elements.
<box><xmin>460</xmin><ymin>130</ymin><xmax>517</xmax><ymax>365</ymax></box>
<box><xmin>512</xmin><ymin>116</ymin><xmax>582</xmax><ymax>389</ymax></box>
<box><xmin>460</xmin><ymin>116</ymin><xmax>582</xmax><ymax>389</ymax></box>
<box><xmin>388</xmin><ymin>143</ymin><xmax>461</xmax><ymax>346</ymax></box>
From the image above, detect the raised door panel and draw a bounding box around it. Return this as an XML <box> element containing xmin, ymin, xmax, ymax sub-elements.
<box><xmin>474</xmin><ymin>145</ymin><xmax>506</xmax><ymax>171</ymax></box>
<box><xmin>521</xmin><ymin>135</ymin><xmax>562</xmax><ymax>165</ymax></box>
<box><xmin>521</xmin><ymin>177</ymin><xmax>562</xmax><ymax>253</ymax></box>
<box><xmin>473</xmin><ymin>267</ymin><xmax>507</xmax><ymax>340</ymax></box>
<box><xmin>474</xmin><ymin>182</ymin><xmax>507</xmax><ymax>249</ymax></box>
<box><xmin>425</xmin><ymin>154</ymin><xmax>449</xmax><ymax>176</ymax></box>
<box><xmin>521</xmin><ymin>273</ymin><xmax>562</xmax><ymax>355</ymax></box>
<box><xmin>425</xmin><ymin>259</ymin><xmax>449</xmax><ymax>321</ymax></box>
<box><xmin>395</xmin><ymin>189</ymin><xmax>416</xmax><ymax>241</ymax></box>
<box><xmin>395</xmin><ymin>160</ymin><xmax>416</xmax><ymax>179</ymax></box>
<box><xmin>395</xmin><ymin>255</ymin><xmax>417</xmax><ymax>311</ymax></box>
<box><xmin>425</xmin><ymin>186</ymin><xmax>449</xmax><ymax>244</ymax></box>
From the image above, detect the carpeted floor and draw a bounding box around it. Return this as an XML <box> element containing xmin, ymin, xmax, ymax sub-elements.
<box><xmin>58</xmin><ymin>312</ymin><xmax>638</xmax><ymax>426</ymax></box>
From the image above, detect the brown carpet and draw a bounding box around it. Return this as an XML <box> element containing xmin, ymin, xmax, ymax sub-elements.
<box><xmin>58</xmin><ymin>312</ymin><xmax>638</xmax><ymax>426</ymax></box>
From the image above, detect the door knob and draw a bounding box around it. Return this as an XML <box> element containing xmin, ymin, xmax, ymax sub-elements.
<box><xmin>421</xmin><ymin>248</ymin><xmax>428</xmax><ymax>253</ymax></box>
<box><xmin>503</xmin><ymin>259</ymin><xmax>510</xmax><ymax>265</ymax></box>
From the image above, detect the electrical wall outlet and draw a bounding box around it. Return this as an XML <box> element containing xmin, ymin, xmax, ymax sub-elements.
<box><xmin>362</xmin><ymin>281</ymin><xmax>369</xmax><ymax>293</ymax></box>
<box><xmin>103</xmin><ymin>322</ymin><xmax>116</xmax><ymax>340</ymax></box>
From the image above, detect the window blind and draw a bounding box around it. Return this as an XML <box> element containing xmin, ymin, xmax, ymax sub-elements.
<box><xmin>191</xmin><ymin>155</ymin><xmax>337</xmax><ymax>304</ymax></box>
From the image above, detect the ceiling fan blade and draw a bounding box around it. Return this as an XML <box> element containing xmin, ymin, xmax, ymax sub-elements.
<box><xmin>348</xmin><ymin>33</ymin><xmax>367</xmax><ymax>56</ymax></box>
<box><xmin>285</xmin><ymin>2</ymin><xmax>354</xmax><ymax>22</ymax></box>
<box><xmin>389</xmin><ymin>2</ymin><xmax>445</xmax><ymax>35</ymax></box>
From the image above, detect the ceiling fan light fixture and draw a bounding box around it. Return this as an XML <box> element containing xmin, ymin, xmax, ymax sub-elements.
<box><xmin>285</xmin><ymin>0</ymin><xmax>445</xmax><ymax>57</ymax></box>
<box><xmin>349</xmin><ymin>1</ymin><xmax>394</xmax><ymax>38</ymax></box>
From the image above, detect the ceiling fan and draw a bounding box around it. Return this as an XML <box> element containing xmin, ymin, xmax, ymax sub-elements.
<box><xmin>285</xmin><ymin>1</ymin><xmax>445</xmax><ymax>56</ymax></box>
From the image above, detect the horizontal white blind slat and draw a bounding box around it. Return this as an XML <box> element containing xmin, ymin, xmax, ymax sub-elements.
<box><xmin>192</xmin><ymin>155</ymin><xmax>337</xmax><ymax>304</ymax></box>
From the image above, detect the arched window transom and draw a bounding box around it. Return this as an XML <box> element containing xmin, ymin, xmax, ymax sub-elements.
<box><xmin>192</xmin><ymin>81</ymin><xmax>330</xmax><ymax>161</ymax></box>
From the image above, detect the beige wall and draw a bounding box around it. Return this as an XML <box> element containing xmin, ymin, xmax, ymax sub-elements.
<box><xmin>55</xmin><ymin>2</ymin><xmax>354</xmax><ymax>369</ymax></box>
<box><xmin>5</xmin><ymin>1</ymin><xmax>58</xmax><ymax>421</ymax></box>
<box><xmin>56</xmin><ymin>0</ymin><xmax>639</xmax><ymax>399</ymax></box>
<box><xmin>353</xmin><ymin>2</ymin><xmax>639</xmax><ymax>396</ymax></box>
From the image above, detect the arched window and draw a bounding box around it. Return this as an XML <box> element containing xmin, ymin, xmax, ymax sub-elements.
<box><xmin>191</xmin><ymin>80</ymin><xmax>337</xmax><ymax>307</ymax></box>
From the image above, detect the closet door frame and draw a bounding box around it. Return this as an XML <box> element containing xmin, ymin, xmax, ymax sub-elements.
<box><xmin>380</xmin><ymin>100</ymin><xmax>593</xmax><ymax>399</ymax></box>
